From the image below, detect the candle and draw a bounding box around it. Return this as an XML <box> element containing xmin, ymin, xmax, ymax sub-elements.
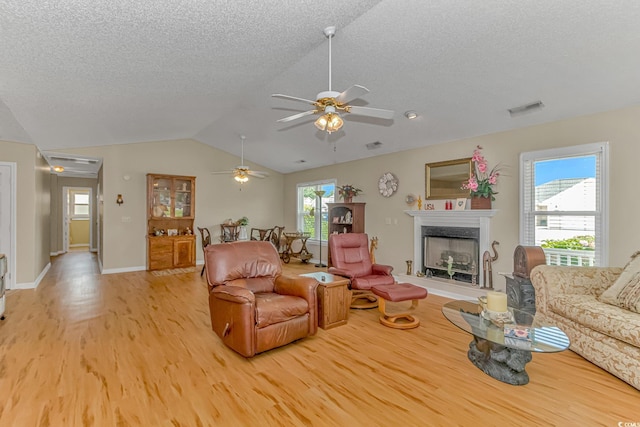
<box><xmin>486</xmin><ymin>291</ymin><xmax>508</xmax><ymax>312</ymax></box>
<box><xmin>486</xmin><ymin>326</ymin><xmax>503</xmax><ymax>343</ymax></box>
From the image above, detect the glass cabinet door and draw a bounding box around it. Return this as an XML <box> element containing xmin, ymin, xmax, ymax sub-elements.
<box><xmin>174</xmin><ymin>179</ymin><xmax>192</xmax><ymax>218</ymax></box>
<box><xmin>151</xmin><ymin>178</ymin><xmax>172</xmax><ymax>217</ymax></box>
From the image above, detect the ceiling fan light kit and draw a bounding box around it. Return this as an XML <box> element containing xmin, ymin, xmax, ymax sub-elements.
<box><xmin>272</xmin><ymin>25</ymin><xmax>394</xmax><ymax>133</ymax></box>
<box><xmin>234</xmin><ymin>172</ymin><xmax>249</xmax><ymax>183</ymax></box>
<box><xmin>314</xmin><ymin>111</ymin><xmax>343</xmax><ymax>133</ymax></box>
<box><xmin>212</xmin><ymin>135</ymin><xmax>269</xmax><ymax>182</ymax></box>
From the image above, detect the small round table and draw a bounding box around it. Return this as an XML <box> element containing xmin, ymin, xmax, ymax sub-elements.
<box><xmin>441</xmin><ymin>300</ymin><xmax>570</xmax><ymax>385</ymax></box>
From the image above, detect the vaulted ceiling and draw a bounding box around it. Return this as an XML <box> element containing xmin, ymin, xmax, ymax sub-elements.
<box><xmin>2</xmin><ymin>1</ymin><xmax>639</xmax><ymax>174</ymax></box>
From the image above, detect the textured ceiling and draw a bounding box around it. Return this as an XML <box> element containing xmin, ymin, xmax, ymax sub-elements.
<box><xmin>1</xmin><ymin>0</ymin><xmax>640</xmax><ymax>174</ymax></box>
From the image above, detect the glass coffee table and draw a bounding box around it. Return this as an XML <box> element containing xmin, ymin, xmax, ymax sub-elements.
<box><xmin>442</xmin><ymin>300</ymin><xmax>570</xmax><ymax>385</ymax></box>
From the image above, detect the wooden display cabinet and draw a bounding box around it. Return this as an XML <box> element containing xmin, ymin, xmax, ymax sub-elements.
<box><xmin>326</xmin><ymin>202</ymin><xmax>365</xmax><ymax>266</ymax></box>
<box><xmin>146</xmin><ymin>173</ymin><xmax>196</xmax><ymax>270</ymax></box>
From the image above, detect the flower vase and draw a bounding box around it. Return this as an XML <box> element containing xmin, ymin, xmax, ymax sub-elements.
<box><xmin>343</xmin><ymin>196</ymin><xmax>353</xmax><ymax>203</ymax></box>
<box><xmin>471</xmin><ymin>196</ymin><xmax>492</xmax><ymax>210</ymax></box>
<box><xmin>238</xmin><ymin>226</ymin><xmax>248</xmax><ymax>240</ymax></box>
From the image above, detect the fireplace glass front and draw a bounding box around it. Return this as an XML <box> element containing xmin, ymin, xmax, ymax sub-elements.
<box><xmin>422</xmin><ymin>226</ymin><xmax>479</xmax><ymax>284</ymax></box>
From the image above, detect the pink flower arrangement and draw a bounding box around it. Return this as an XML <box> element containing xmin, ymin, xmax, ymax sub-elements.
<box><xmin>462</xmin><ymin>145</ymin><xmax>501</xmax><ymax>200</ymax></box>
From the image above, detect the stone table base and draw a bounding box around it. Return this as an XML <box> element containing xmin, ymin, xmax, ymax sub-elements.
<box><xmin>467</xmin><ymin>337</ymin><xmax>532</xmax><ymax>385</ymax></box>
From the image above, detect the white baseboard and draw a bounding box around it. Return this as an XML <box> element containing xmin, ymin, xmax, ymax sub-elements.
<box><xmin>14</xmin><ymin>262</ymin><xmax>51</xmax><ymax>289</ymax></box>
<box><xmin>101</xmin><ymin>266</ymin><xmax>146</xmax><ymax>275</ymax></box>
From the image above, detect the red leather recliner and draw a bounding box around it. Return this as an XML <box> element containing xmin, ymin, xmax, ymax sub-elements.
<box><xmin>205</xmin><ymin>241</ymin><xmax>318</xmax><ymax>357</ymax></box>
<box><xmin>328</xmin><ymin>233</ymin><xmax>395</xmax><ymax>308</ymax></box>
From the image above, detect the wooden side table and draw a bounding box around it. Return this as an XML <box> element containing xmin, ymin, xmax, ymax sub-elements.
<box><xmin>301</xmin><ymin>272</ymin><xmax>351</xmax><ymax>330</ymax></box>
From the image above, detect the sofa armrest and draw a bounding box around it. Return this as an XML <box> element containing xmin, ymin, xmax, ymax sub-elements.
<box><xmin>372</xmin><ymin>263</ymin><xmax>393</xmax><ymax>276</ymax></box>
<box><xmin>530</xmin><ymin>265</ymin><xmax>622</xmax><ymax>314</ymax></box>
<box><xmin>274</xmin><ymin>275</ymin><xmax>319</xmax><ymax>334</ymax></box>
<box><xmin>209</xmin><ymin>286</ymin><xmax>257</xmax><ymax>357</ymax></box>
<box><xmin>210</xmin><ymin>285</ymin><xmax>255</xmax><ymax>304</ymax></box>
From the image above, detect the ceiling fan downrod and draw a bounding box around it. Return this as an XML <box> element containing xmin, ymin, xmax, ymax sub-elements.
<box><xmin>324</xmin><ymin>26</ymin><xmax>335</xmax><ymax>92</ymax></box>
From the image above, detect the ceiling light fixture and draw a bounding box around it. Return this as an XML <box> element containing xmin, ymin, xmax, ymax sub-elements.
<box><xmin>404</xmin><ymin>110</ymin><xmax>418</xmax><ymax>120</ymax></box>
<box><xmin>52</xmin><ymin>165</ymin><xmax>64</xmax><ymax>173</ymax></box>
<box><xmin>234</xmin><ymin>171</ymin><xmax>249</xmax><ymax>183</ymax></box>
<box><xmin>314</xmin><ymin>106</ymin><xmax>343</xmax><ymax>133</ymax></box>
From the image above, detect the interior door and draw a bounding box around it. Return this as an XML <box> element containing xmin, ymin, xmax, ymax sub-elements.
<box><xmin>0</xmin><ymin>163</ymin><xmax>15</xmax><ymax>289</ymax></box>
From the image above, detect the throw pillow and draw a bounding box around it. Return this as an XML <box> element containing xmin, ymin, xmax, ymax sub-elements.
<box><xmin>599</xmin><ymin>251</ymin><xmax>640</xmax><ymax>313</ymax></box>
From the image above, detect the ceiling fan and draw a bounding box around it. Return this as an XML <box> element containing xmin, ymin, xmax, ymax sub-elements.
<box><xmin>272</xmin><ymin>26</ymin><xmax>394</xmax><ymax>133</ymax></box>
<box><xmin>211</xmin><ymin>135</ymin><xmax>269</xmax><ymax>183</ymax></box>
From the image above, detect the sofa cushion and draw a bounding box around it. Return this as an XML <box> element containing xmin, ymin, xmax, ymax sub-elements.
<box><xmin>549</xmin><ymin>294</ymin><xmax>640</xmax><ymax>347</ymax></box>
<box><xmin>599</xmin><ymin>251</ymin><xmax>640</xmax><ymax>313</ymax></box>
<box><xmin>254</xmin><ymin>293</ymin><xmax>309</xmax><ymax>328</ymax></box>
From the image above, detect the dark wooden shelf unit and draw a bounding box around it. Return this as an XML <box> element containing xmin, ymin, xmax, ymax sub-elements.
<box><xmin>146</xmin><ymin>173</ymin><xmax>196</xmax><ymax>270</ymax></box>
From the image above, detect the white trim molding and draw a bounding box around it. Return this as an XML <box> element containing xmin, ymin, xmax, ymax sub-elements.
<box><xmin>404</xmin><ymin>210</ymin><xmax>498</xmax><ymax>295</ymax></box>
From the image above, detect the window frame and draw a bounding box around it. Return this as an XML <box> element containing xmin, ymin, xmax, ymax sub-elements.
<box><xmin>296</xmin><ymin>179</ymin><xmax>336</xmax><ymax>243</ymax></box>
<box><xmin>70</xmin><ymin>191</ymin><xmax>90</xmax><ymax>220</ymax></box>
<box><xmin>519</xmin><ymin>142</ymin><xmax>609</xmax><ymax>266</ymax></box>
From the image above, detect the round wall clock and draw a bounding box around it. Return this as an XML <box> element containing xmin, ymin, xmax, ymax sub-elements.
<box><xmin>378</xmin><ymin>172</ymin><xmax>399</xmax><ymax>197</ymax></box>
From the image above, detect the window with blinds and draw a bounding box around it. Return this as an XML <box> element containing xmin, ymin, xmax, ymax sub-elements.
<box><xmin>520</xmin><ymin>142</ymin><xmax>609</xmax><ymax>266</ymax></box>
<box><xmin>296</xmin><ymin>180</ymin><xmax>336</xmax><ymax>241</ymax></box>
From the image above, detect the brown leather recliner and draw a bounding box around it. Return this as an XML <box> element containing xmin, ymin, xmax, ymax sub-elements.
<box><xmin>204</xmin><ymin>240</ymin><xmax>318</xmax><ymax>357</ymax></box>
<box><xmin>328</xmin><ymin>233</ymin><xmax>395</xmax><ymax>308</ymax></box>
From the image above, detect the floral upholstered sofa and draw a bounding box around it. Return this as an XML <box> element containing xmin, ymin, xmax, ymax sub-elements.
<box><xmin>530</xmin><ymin>260</ymin><xmax>640</xmax><ymax>390</ymax></box>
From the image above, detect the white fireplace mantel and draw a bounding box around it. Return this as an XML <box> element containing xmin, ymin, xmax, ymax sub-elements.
<box><xmin>405</xmin><ymin>209</ymin><xmax>498</xmax><ymax>277</ymax></box>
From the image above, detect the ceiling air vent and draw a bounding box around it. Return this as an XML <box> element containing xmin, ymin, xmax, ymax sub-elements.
<box><xmin>508</xmin><ymin>101</ymin><xmax>544</xmax><ymax>117</ymax></box>
<box><xmin>366</xmin><ymin>141</ymin><xmax>383</xmax><ymax>150</ymax></box>
<box><xmin>49</xmin><ymin>155</ymin><xmax>99</xmax><ymax>164</ymax></box>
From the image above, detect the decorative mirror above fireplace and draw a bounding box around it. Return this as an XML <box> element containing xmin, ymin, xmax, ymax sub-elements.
<box><xmin>425</xmin><ymin>158</ymin><xmax>472</xmax><ymax>200</ymax></box>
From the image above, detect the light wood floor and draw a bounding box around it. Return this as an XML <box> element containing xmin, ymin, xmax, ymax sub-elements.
<box><xmin>0</xmin><ymin>252</ymin><xmax>638</xmax><ymax>426</ymax></box>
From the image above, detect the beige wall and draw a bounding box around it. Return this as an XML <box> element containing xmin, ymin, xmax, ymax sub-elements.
<box><xmin>3</xmin><ymin>105</ymin><xmax>639</xmax><ymax>280</ymax></box>
<box><xmin>97</xmin><ymin>165</ymin><xmax>104</xmax><ymax>267</ymax></box>
<box><xmin>34</xmin><ymin>150</ymin><xmax>51</xmax><ymax>281</ymax></box>
<box><xmin>49</xmin><ymin>176</ymin><xmax>99</xmax><ymax>254</ymax></box>
<box><xmin>284</xmin><ymin>105</ymin><xmax>640</xmax><ymax>289</ymax></box>
<box><xmin>60</xmin><ymin>139</ymin><xmax>284</xmax><ymax>271</ymax></box>
<box><xmin>0</xmin><ymin>140</ymin><xmax>50</xmax><ymax>286</ymax></box>
<box><xmin>70</xmin><ymin>219</ymin><xmax>90</xmax><ymax>245</ymax></box>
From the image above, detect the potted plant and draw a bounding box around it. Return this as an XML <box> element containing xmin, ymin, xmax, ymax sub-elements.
<box><xmin>461</xmin><ymin>145</ymin><xmax>502</xmax><ymax>209</ymax></box>
<box><xmin>337</xmin><ymin>185</ymin><xmax>362</xmax><ymax>203</ymax></box>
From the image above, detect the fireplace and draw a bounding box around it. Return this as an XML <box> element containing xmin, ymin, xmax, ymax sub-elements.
<box><xmin>422</xmin><ymin>226</ymin><xmax>479</xmax><ymax>284</ymax></box>
<box><xmin>406</xmin><ymin>210</ymin><xmax>497</xmax><ymax>288</ymax></box>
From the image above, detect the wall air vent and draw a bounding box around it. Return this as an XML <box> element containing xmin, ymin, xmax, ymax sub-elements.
<box><xmin>508</xmin><ymin>101</ymin><xmax>544</xmax><ymax>117</ymax></box>
<box><xmin>366</xmin><ymin>141</ymin><xmax>383</xmax><ymax>150</ymax></box>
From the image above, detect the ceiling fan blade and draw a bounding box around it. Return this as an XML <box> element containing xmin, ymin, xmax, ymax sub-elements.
<box><xmin>247</xmin><ymin>170</ymin><xmax>269</xmax><ymax>178</ymax></box>
<box><xmin>335</xmin><ymin>85</ymin><xmax>369</xmax><ymax>104</ymax></box>
<box><xmin>211</xmin><ymin>170</ymin><xmax>235</xmax><ymax>175</ymax></box>
<box><xmin>347</xmin><ymin>105</ymin><xmax>395</xmax><ymax>120</ymax></box>
<box><xmin>277</xmin><ymin>110</ymin><xmax>317</xmax><ymax>123</ymax></box>
<box><xmin>272</xmin><ymin>94</ymin><xmax>318</xmax><ymax>105</ymax></box>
